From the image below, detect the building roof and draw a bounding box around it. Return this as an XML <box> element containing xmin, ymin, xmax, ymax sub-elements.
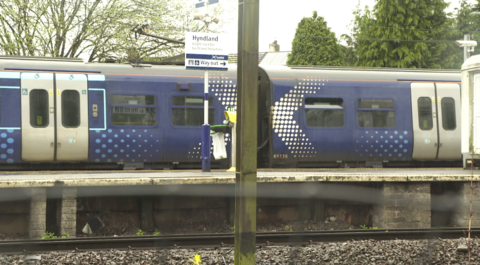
<box><xmin>228</xmin><ymin>51</ymin><xmax>290</xmax><ymax>65</ymax></box>
<box><xmin>259</xmin><ymin>51</ymin><xmax>290</xmax><ymax>66</ymax></box>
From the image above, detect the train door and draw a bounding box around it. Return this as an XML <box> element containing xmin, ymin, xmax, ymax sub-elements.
<box><xmin>411</xmin><ymin>83</ymin><xmax>461</xmax><ymax>160</ymax></box>
<box><xmin>21</xmin><ymin>73</ymin><xmax>88</xmax><ymax>162</ymax></box>
<box><xmin>435</xmin><ymin>83</ymin><xmax>461</xmax><ymax>160</ymax></box>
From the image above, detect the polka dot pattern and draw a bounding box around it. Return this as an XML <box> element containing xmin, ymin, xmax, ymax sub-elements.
<box><xmin>90</xmin><ymin>129</ymin><xmax>160</xmax><ymax>163</ymax></box>
<box><xmin>196</xmin><ymin>75</ymin><xmax>235</xmax><ymax>160</ymax></box>
<box><xmin>273</xmin><ymin>78</ymin><xmax>326</xmax><ymax>159</ymax></box>
<box><xmin>355</xmin><ymin>130</ymin><xmax>412</xmax><ymax>160</ymax></box>
<box><xmin>0</xmin><ymin>129</ymin><xmax>20</xmax><ymax>164</ymax></box>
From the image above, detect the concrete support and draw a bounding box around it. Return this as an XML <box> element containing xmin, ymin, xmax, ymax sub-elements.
<box><xmin>373</xmin><ymin>183</ymin><xmax>431</xmax><ymax>229</ymax></box>
<box><xmin>311</xmin><ymin>200</ymin><xmax>325</xmax><ymax>222</ymax></box>
<box><xmin>228</xmin><ymin>197</ymin><xmax>235</xmax><ymax>225</ymax></box>
<box><xmin>60</xmin><ymin>188</ymin><xmax>77</xmax><ymax>237</ymax></box>
<box><xmin>141</xmin><ymin>197</ymin><xmax>154</xmax><ymax>232</ymax></box>
<box><xmin>452</xmin><ymin>183</ymin><xmax>480</xmax><ymax>227</ymax></box>
<box><xmin>29</xmin><ymin>188</ymin><xmax>47</xmax><ymax>239</ymax></box>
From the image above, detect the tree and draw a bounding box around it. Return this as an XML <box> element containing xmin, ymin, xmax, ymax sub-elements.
<box><xmin>353</xmin><ymin>0</ymin><xmax>462</xmax><ymax>69</ymax></box>
<box><xmin>455</xmin><ymin>0</ymin><xmax>480</xmax><ymax>58</ymax></box>
<box><xmin>287</xmin><ymin>11</ymin><xmax>344</xmax><ymax>66</ymax></box>
<box><xmin>0</xmin><ymin>0</ymin><xmax>232</xmax><ymax>62</ymax></box>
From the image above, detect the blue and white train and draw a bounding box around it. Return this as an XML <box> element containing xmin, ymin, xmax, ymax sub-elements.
<box><xmin>0</xmin><ymin>56</ymin><xmax>462</xmax><ymax>169</ymax></box>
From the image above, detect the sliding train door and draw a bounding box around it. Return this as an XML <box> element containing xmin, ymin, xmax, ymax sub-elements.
<box><xmin>21</xmin><ymin>73</ymin><xmax>55</xmax><ymax>161</ymax></box>
<box><xmin>410</xmin><ymin>83</ymin><xmax>461</xmax><ymax>160</ymax></box>
<box><xmin>21</xmin><ymin>73</ymin><xmax>89</xmax><ymax>162</ymax></box>
<box><xmin>435</xmin><ymin>83</ymin><xmax>461</xmax><ymax>160</ymax></box>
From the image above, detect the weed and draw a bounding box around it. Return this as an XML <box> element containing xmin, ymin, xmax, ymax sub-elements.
<box><xmin>41</xmin><ymin>232</ymin><xmax>57</xmax><ymax>239</ymax></box>
<box><xmin>41</xmin><ymin>232</ymin><xmax>69</xmax><ymax>239</ymax></box>
<box><xmin>136</xmin><ymin>229</ymin><xmax>144</xmax><ymax>236</ymax></box>
<box><xmin>360</xmin><ymin>225</ymin><xmax>378</xmax><ymax>229</ymax></box>
<box><xmin>153</xmin><ymin>230</ymin><xmax>160</xmax><ymax>236</ymax></box>
<box><xmin>190</xmin><ymin>254</ymin><xmax>202</xmax><ymax>265</ymax></box>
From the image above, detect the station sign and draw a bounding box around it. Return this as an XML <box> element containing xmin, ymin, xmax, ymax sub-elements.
<box><xmin>185</xmin><ymin>32</ymin><xmax>228</xmax><ymax>71</ymax></box>
<box><xmin>195</xmin><ymin>0</ymin><xmax>219</xmax><ymax>8</ymax></box>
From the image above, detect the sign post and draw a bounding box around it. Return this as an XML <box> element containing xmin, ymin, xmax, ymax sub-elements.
<box><xmin>185</xmin><ymin>32</ymin><xmax>228</xmax><ymax>172</ymax></box>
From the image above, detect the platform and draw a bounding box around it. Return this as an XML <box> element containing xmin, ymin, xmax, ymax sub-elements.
<box><xmin>1</xmin><ymin>168</ymin><xmax>479</xmax><ymax>239</ymax></box>
<box><xmin>0</xmin><ymin>168</ymin><xmax>478</xmax><ymax>188</ymax></box>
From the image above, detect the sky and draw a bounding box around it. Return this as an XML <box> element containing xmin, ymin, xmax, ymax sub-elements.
<box><xmin>197</xmin><ymin>0</ymin><xmax>477</xmax><ymax>53</ymax></box>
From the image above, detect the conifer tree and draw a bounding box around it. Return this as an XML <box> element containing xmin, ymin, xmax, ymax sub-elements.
<box><xmin>287</xmin><ymin>11</ymin><xmax>344</xmax><ymax>66</ymax></box>
<box><xmin>355</xmin><ymin>0</ymin><xmax>462</xmax><ymax>69</ymax></box>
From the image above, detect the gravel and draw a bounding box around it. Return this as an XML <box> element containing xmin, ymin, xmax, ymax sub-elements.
<box><xmin>1</xmin><ymin>237</ymin><xmax>479</xmax><ymax>264</ymax></box>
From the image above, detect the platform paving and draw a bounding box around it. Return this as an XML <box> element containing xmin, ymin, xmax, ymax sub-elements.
<box><xmin>0</xmin><ymin>168</ymin><xmax>477</xmax><ymax>188</ymax></box>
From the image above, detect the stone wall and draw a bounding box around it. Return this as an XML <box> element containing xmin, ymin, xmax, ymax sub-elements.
<box><xmin>373</xmin><ymin>183</ymin><xmax>431</xmax><ymax>229</ymax></box>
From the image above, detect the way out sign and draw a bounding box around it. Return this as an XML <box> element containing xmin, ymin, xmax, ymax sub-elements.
<box><xmin>185</xmin><ymin>32</ymin><xmax>228</xmax><ymax>71</ymax></box>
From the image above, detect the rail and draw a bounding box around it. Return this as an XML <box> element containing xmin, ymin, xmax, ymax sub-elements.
<box><xmin>0</xmin><ymin>228</ymin><xmax>476</xmax><ymax>254</ymax></box>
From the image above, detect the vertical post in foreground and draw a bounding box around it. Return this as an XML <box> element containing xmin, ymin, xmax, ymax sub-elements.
<box><xmin>202</xmin><ymin>70</ymin><xmax>211</xmax><ymax>172</ymax></box>
<box><xmin>235</xmin><ymin>0</ymin><xmax>259</xmax><ymax>264</ymax></box>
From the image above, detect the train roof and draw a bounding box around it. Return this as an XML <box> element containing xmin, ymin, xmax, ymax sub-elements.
<box><xmin>0</xmin><ymin>56</ymin><xmax>461</xmax><ymax>83</ymax></box>
<box><xmin>462</xmin><ymin>54</ymin><xmax>480</xmax><ymax>71</ymax></box>
<box><xmin>261</xmin><ymin>65</ymin><xmax>461</xmax><ymax>83</ymax></box>
<box><xmin>0</xmin><ymin>56</ymin><xmax>237</xmax><ymax>79</ymax></box>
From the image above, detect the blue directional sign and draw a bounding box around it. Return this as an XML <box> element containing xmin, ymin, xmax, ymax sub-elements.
<box><xmin>186</xmin><ymin>54</ymin><xmax>228</xmax><ymax>71</ymax></box>
<box><xmin>195</xmin><ymin>0</ymin><xmax>219</xmax><ymax>8</ymax></box>
<box><xmin>185</xmin><ymin>32</ymin><xmax>228</xmax><ymax>71</ymax></box>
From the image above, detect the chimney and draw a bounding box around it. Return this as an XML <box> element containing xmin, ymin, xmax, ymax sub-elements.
<box><xmin>269</xmin><ymin>40</ymin><xmax>280</xmax><ymax>52</ymax></box>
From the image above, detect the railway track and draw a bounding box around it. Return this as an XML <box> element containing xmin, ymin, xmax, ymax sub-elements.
<box><xmin>0</xmin><ymin>228</ymin><xmax>476</xmax><ymax>254</ymax></box>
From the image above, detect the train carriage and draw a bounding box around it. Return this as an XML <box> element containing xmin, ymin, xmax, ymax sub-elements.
<box><xmin>0</xmin><ymin>56</ymin><xmax>464</xmax><ymax>169</ymax></box>
<box><xmin>259</xmin><ymin>66</ymin><xmax>461</xmax><ymax>168</ymax></box>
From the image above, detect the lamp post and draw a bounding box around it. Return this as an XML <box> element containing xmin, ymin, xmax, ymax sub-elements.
<box><xmin>457</xmin><ymin>34</ymin><xmax>478</xmax><ymax>62</ymax></box>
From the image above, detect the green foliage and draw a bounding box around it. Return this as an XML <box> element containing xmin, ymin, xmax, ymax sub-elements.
<box><xmin>41</xmin><ymin>232</ymin><xmax>57</xmax><ymax>239</ymax></box>
<box><xmin>153</xmin><ymin>230</ymin><xmax>160</xmax><ymax>236</ymax></box>
<box><xmin>351</xmin><ymin>0</ymin><xmax>462</xmax><ymax>69</ymax></box>
<box><xmin>360</xmin><ymin>225</ymin><xmax>379</xmax><ymax>229</ymax></box>
<box><xmin>287</xmin><ymin>11</ymin><xmax>344</xmax><ymax>66</ymax></box>
<box><xmin>284</xmin><ymin>225</ymin><xmax>293</xmax><ymax>231</ymax></box>
<box><xmin>136</xmin><ymin>229</ymin><xmax>145</xmax><ymax>236</ymax></box>
<box><xmin>41</xmin><ymin>232</ymin><xmax>69</xmax><ymax>239</ymax></box>
<box><xmin>0</xmin><ymin>0</ymin><xmax>234</xmax><ymax>62</ymax></box>
<box><xmin>455</xmin><ymin>0</ymin><xmax>480</xmax><ymax>58</ymax></box>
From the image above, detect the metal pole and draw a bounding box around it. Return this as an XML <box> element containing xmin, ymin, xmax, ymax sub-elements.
<box><xmin>465</xmin><ymin>34</ymin><xmax>469</xmax><ymax>62</ymax></box>
<box><xmin>201</xmin><ymin>0</ymin><xmax>211</xmax><ymax>172</ymax></box>
<box><xmin>231</xmin><ymin>123</ymin><xmax>236</xmax><ymax>169</ymax></box>
<box><xmin>235</xmin><ymin>0</ymin><xmax>259</xmax><ymax>263</ymax></box>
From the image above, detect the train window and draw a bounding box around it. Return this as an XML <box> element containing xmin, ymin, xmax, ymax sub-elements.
<box><xmin>357</xmin><ymin>99</ymin><xmax>395</xmax><ymax>128</ymax></box>
<box><xmin>358</xmin><ymin>99</ymin><xmax>394</xmax><ymax>109</ymax></box>
<box><xmin>29</xmin><ymin>89</ymin><xmax>49</xmax><ymax>127</ymax></box>
<box><xmin>172</xmin><ymin>96</ymin><xmax>214</xmax><ymax>106</ymax></box>
<box><xmin>110</xmin><ymin>94</ymin><xmax>156</xmax><ymax>126</ymax></box>
<box><xmin>441</xmin><ymin>97</ymin><xmax>456</xmax><ymax>130</ymax></box>
<box><xmin>112</xmin><ymin>95</ymin><xmax>155</xmax><ymax>105</ymax></box>
<box><xmin>305</xmin><ymin>98</ymin><xmax>344</xmax><ymax>127</ymax></box>
<box><xmin>172</xmin><ymin>96</ymin><xmax>214</xmax><ymax>126</ymax></box>
<box><xmin>418</xmin><ymin>97</ymin><xmax>433</xmax><ymax>130</ymax></box>
<box><xmin>62</xmin><ymin>90</ymin><xmax>80</xmax><ymax>128</ymax></box>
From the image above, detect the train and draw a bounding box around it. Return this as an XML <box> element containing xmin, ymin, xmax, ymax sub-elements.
<box><xmin>0</xmin><ymin>56</ymin><xmax>462</xmax><ymax>169</ymax></box>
